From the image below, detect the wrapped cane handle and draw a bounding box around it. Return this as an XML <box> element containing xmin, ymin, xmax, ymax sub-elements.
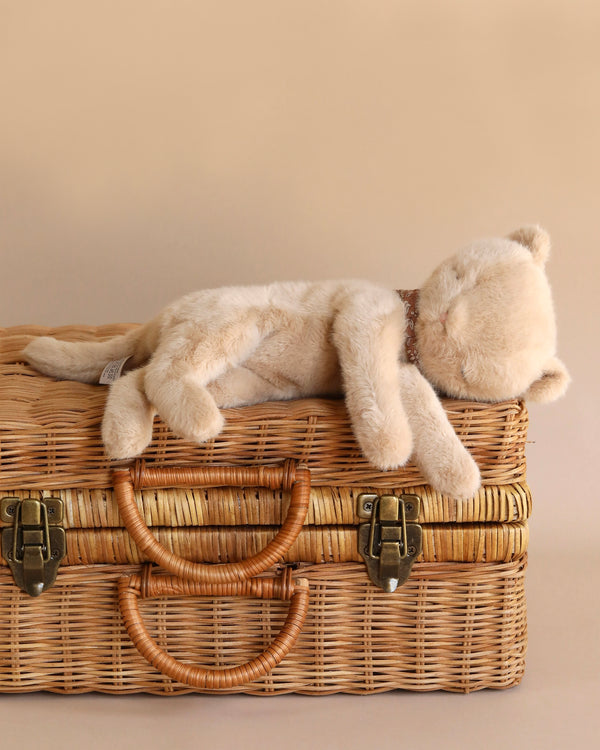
<box><xmin>112</xmin><ymin>461</ymin><xmax>310</xmax><ymax>584</ymax></box>
<box><xmin>118</xmin><ymin>569</ymin><xmax>309</xmax><ymax>689</ymax></box>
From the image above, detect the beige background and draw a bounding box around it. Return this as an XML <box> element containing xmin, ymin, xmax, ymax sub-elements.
<box><xmin>1</xmin><ymin>2</ymin><xmax>599</xmax><ymax>748</ymax></box>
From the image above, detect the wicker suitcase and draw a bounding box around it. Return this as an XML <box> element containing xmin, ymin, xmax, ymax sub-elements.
<box><xmin>0</xmin><ymin>325</ymin><xmax>530</xmax><ymax>694</ymax></box>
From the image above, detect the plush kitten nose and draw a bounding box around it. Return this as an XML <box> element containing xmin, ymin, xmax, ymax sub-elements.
<box><xmin>439</xmin><ymin>312</ymin><xmax>448</xmax><ymax>325</ymax></box>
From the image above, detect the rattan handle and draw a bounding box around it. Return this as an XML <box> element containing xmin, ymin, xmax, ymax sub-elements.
<box><xmin>118</xmin><ymin>569</ymin><xmax>309</xmax><ymax>689</ymax></box>
<box><xmin>112</xmin><ymin>461</ymin><xmax>311</xmax><ymax>584</ymax></box>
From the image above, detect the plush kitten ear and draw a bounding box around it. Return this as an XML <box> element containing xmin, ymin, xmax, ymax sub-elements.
<box><xmin>508</xmin><ymin>225</ymin><xmax>551</xmax><ymax>266</ymax></box>
<box><xmin>523</xmin><ymin>357</ymin><xmax>571</xmax><ymax>403</ymax></box>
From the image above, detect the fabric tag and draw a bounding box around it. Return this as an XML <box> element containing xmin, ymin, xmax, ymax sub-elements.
<box><xmin>99</xmin><ymin>356</ymin><xmax>132</xmax><ymax>384</ymax></box>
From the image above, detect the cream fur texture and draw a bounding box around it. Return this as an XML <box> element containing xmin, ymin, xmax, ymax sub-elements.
<box><xmin>24</xmin><ymin>226</ymin><xmax>570</xmax><ymax>499</ymax></box>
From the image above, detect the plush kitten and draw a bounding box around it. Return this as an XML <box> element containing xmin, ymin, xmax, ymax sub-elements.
<box><xmin>24</xmin><ymin>226</ymin><xmax>569</xmax><ymax>499</ymax></box>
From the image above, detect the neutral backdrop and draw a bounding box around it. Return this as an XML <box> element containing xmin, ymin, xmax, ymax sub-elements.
<box><xmin>1</xmin><ymin>2</ymin><xmax>599</xmax><ymax>749</ymax></box>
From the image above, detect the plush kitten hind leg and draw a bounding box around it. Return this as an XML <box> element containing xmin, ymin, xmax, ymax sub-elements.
<box><xmin>102</xmin><ymin>368</ymin><xmax>156</xmax><ymax>459</ymax></box>
<box><xmin>141</xmin><ymin>311</ymin><xmax>268</xmax><ymax>446</ymax></box>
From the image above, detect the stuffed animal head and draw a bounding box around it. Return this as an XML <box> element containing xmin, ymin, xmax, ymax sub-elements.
<box><xmin>415</xmin><ymin>226</ymin><xmax>570</xmax><ymax>403</ymax></box>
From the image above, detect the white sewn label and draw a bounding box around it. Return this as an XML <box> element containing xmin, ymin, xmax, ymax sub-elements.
<box><xmin>99</xmin><ymin>357</ymin><xmax>132</xmax><ymax>384</ymax></box>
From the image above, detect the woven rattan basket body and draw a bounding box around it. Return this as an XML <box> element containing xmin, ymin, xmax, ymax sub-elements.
<box><xmin>0</xmin><ymin>326</ymin><xmax>530</xmax><ymax>694</ymax></box>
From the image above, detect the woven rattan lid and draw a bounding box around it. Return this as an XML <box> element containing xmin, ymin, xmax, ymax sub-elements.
<box><xmin>0</xmin><ymin>325</ymin><xmax>528</xmax><ymax>493</ymax></box>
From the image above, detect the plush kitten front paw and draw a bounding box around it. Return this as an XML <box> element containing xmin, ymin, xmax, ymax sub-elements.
<box><xmin>424</xmin><ymin>446</ymin><xmax>481</xmax><ymax>500</ymax></box>
<box><xmin>101</xmin><ymin>372</ymin><xmax>155</xmax><ymax>459</ymax></box>
<box><xmin>359</xmin><ymin>424</ymin><xmax>413</xmax><ymax>471</ymax></box>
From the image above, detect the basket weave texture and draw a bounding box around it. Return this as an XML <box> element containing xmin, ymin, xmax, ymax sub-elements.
<box><xmin>0</xmin><ymin>325</ymin><xmax>528</xmax><ymax>490</ymax></box>
<box><xmin>1</xmin><ymin>482</ymin><xmax>530</xmax><ymax>568</ymax></box>
<box><xmin>0</xmin><ymin>560</ymin><xmax>527</xmax><ymax>694</ymax></box>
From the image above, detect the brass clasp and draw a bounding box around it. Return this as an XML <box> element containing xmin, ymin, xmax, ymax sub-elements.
<box><xmin>357</xmin><ymin>493</ymin><xmax>422</xmax><ymax>592</ymax></box>
<box><xmin>1</xmin><ymin>497</ymin><xmax>66</xmax><ymax>597</ymax></box>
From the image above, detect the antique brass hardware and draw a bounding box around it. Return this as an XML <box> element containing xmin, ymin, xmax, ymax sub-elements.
<box><xmin>1</xmin><ymin>497</ymin><xmax>66</xmax><ymax>597</ymax></box>
<box><xmin>357</xmin><ymin>493</ymin><xmax>422</xmax><ymax>592</ymax></box>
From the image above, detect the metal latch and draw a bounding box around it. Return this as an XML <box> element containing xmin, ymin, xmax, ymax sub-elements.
<box><xmin>358</xmin><ymin>493</ymin><xmax>422</xmax><ymax>593</ymax></box>
<box><xmin>1</xmin><ymin>497</ymin><xmax>66</xmax><ymax>597</ymax></box>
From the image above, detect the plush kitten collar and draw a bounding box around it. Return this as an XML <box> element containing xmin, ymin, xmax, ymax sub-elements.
<box><xmin>397</xmin><ymin>289</ymin><xmax>420</xmax><ymax>368</ymax></box>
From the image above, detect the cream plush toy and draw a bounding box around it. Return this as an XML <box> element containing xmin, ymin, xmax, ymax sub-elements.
<box><xmin>24</xmin><ymin>226</ymin><xmax>569</xmax><ymax>499</ymax></box>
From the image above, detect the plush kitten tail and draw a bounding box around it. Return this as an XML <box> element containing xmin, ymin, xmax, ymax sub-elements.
<box><xmin>23</xmin><ymin>324</ymin><xmax>155</xmax><ymax>383</ymax></box>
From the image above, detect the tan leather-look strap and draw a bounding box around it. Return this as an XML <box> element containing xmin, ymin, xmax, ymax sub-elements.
<box><xmin>118</xmin><ymin>568</ymin><xmax>310</xmax><ymax>689</ymax></box>
<box><xmin>112</xmin><ymin>460</ymin><xmax>311</xmax><ymax>584</ymax></box>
